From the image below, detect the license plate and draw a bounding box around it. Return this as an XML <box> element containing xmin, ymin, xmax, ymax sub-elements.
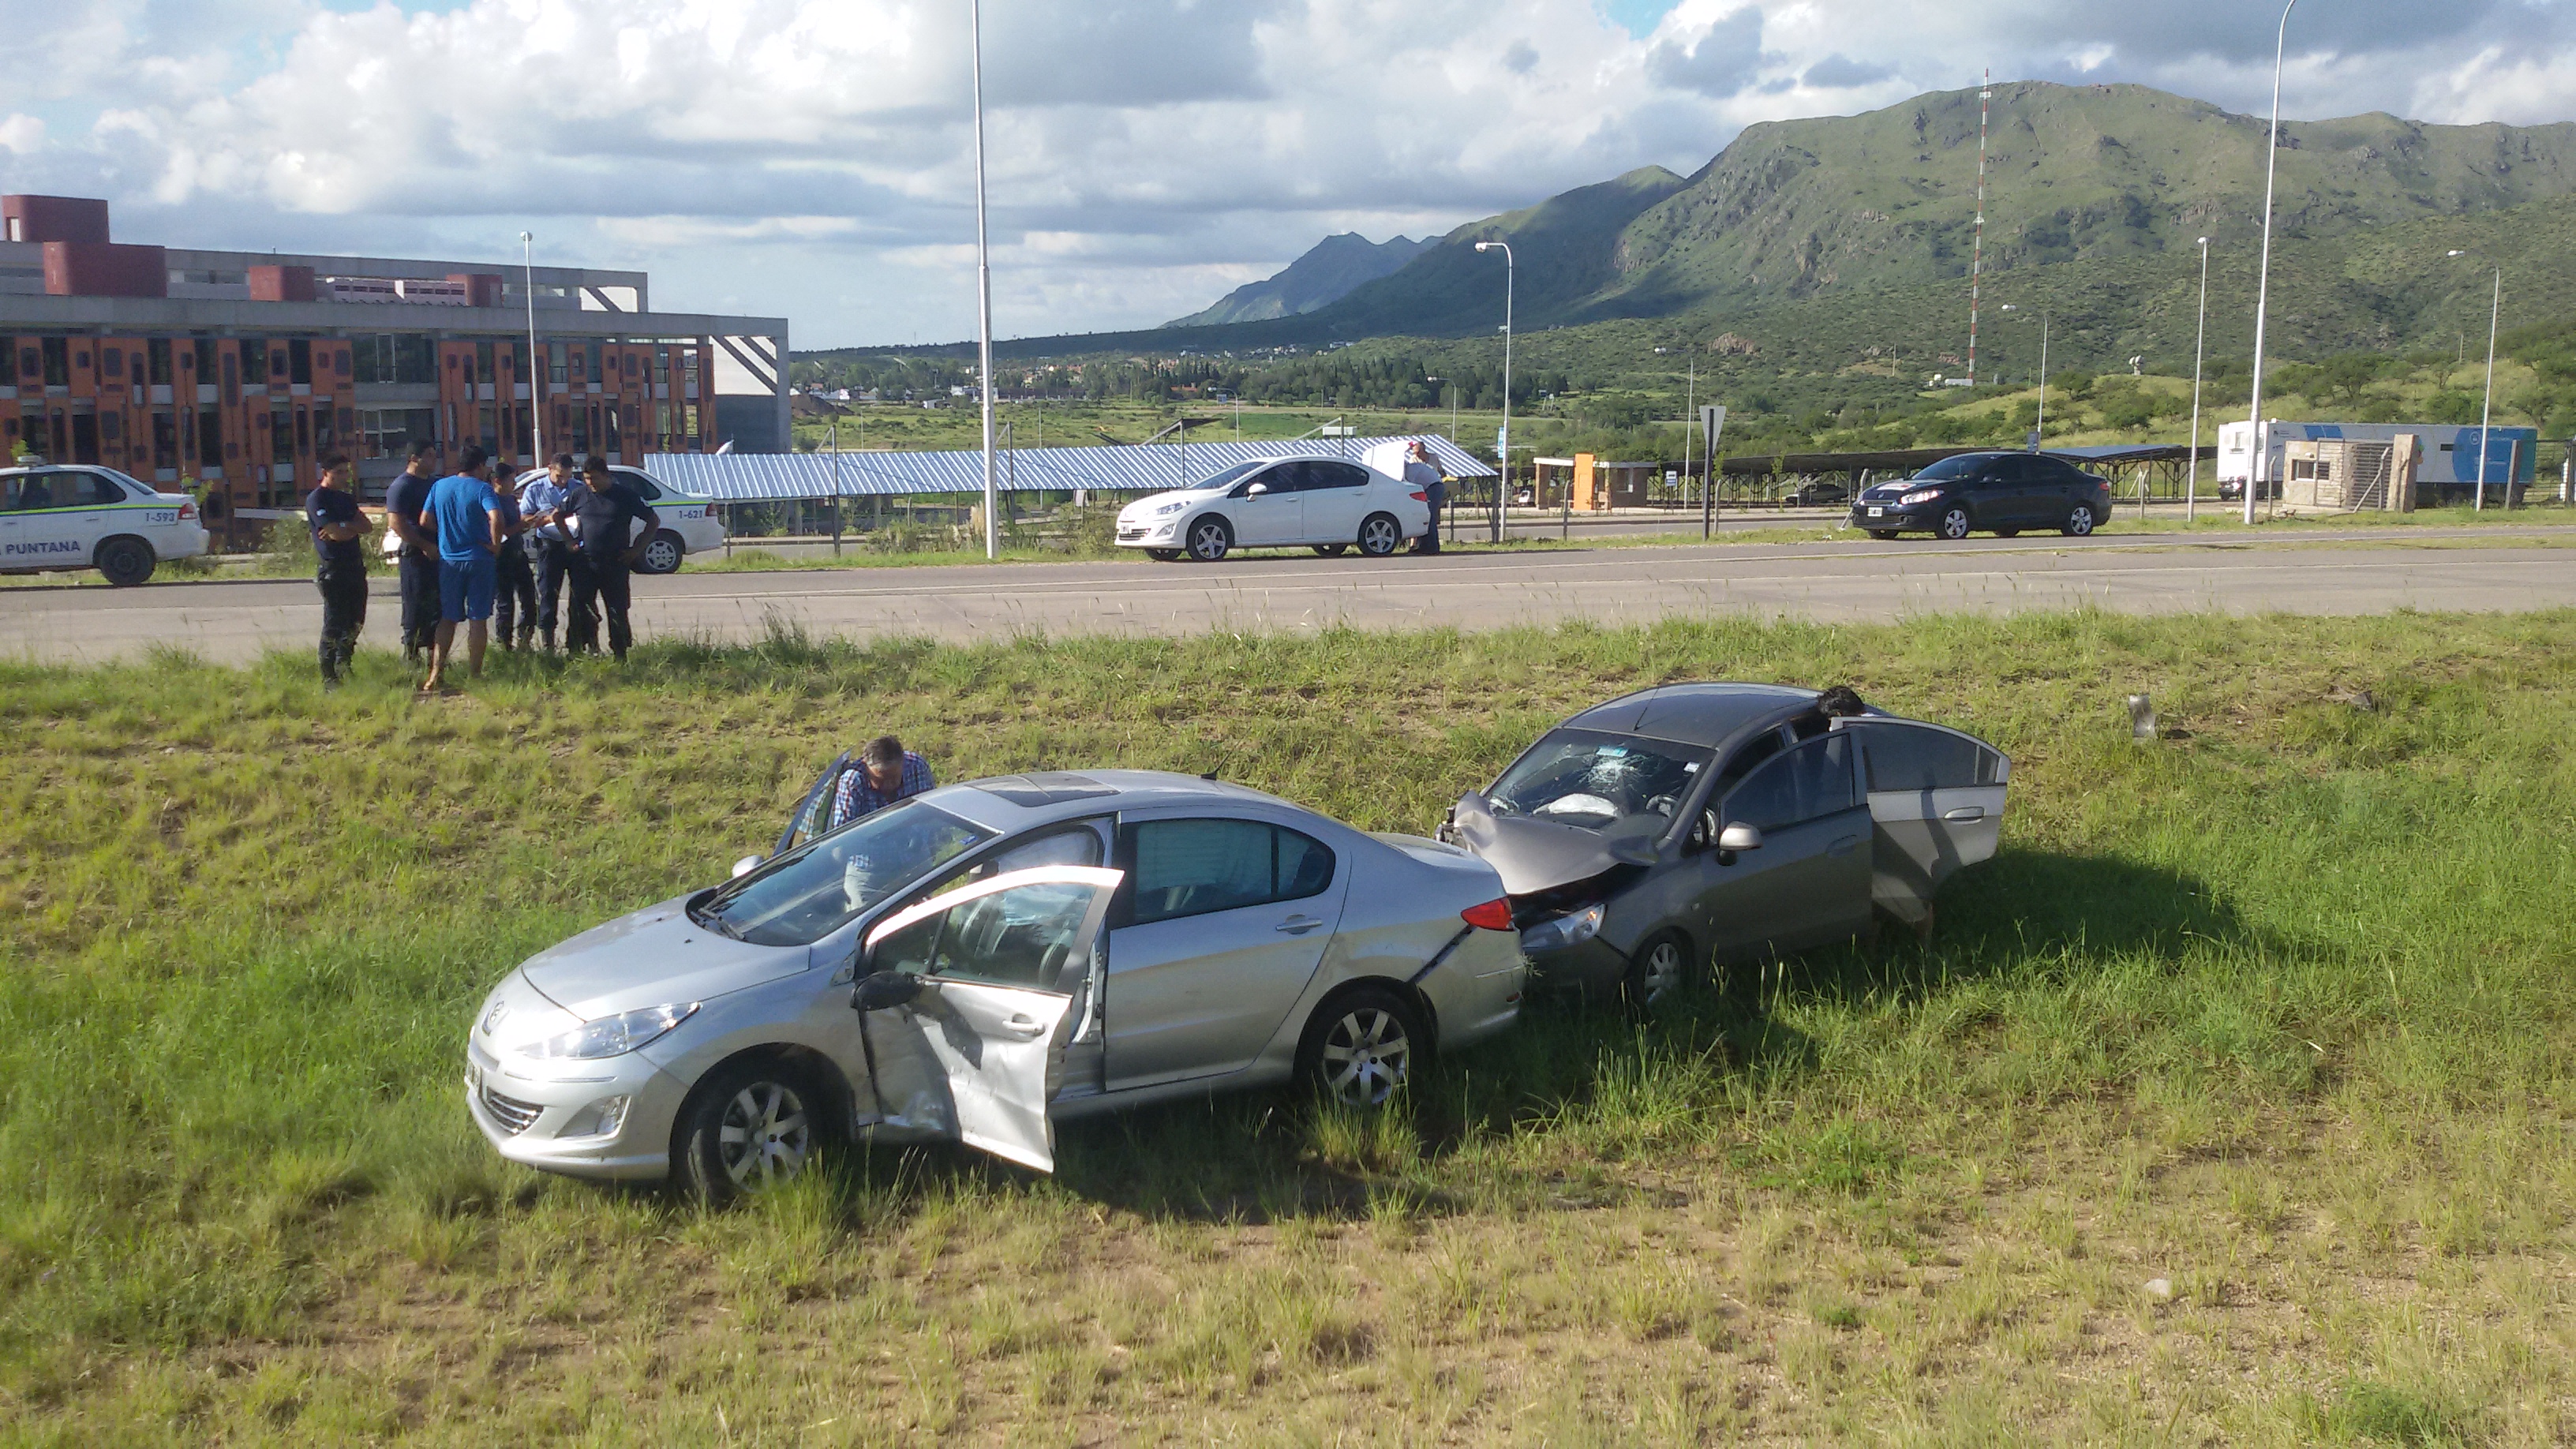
<box><xmin>1867</xmin><ymin>506</ymin><xmax>1884</xmax><ymax>517</ymax></box>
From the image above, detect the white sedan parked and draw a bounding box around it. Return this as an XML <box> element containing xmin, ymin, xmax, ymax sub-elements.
<box><xmin>1115</xmin><ymin>455</ymin><xmax>1431</xmax><ymax>562</ymax></box>
<box><xmin>0</xmin><ymin>464</ymin><xmax>209</xmax><ymax>586</ymax></box>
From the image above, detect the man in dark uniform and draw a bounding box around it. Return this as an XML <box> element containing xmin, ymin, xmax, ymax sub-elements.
<box><xmin>491</xmin><ymin>467</ymin><xmax>536</xmax><ymax>650</ymax></box>
<box><xmin>383</xmin><ymin>440</ymin><xmax>444</xmax><ymax>666</ymax></box>
<box><xmin>304</xmin><ymin>451</ymin><xmax>370</xmax><ymax>687</ymax></box>
<box><xmin>518</xmin><ymin>453</ymin><xmax>580</xmax><ymax>651</ymax></box>
<box><xmin>565</xmin><ymin>455</ymin><xmax>658</xmax><ymax>661</ymax></box>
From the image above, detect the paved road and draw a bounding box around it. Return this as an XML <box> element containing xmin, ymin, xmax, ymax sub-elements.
<box><xmin>5</xmin><ymin>527</ymin><xmax>2571</xmax><ymax>664</ymax></box>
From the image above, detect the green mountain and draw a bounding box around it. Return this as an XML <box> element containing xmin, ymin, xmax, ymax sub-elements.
<box><xmin>1163</xmin><ymin>233</ymin><xmax>1431</xmax><ymax>328</ymax></box>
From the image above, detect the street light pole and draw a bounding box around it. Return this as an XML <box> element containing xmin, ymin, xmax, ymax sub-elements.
<box><xmin>2447</xmin><ymin>250</ymin><xmax>2505</xmax><ymax>510</ymax></box>
<box><xmin>521</xmin><ymin>231</ymin><xmax>543</xmax><ymax>465</ymax></box>
<box><xmin>2188</xmin><ymin>236</ymin><xmax>2210</xmax><ymax>522</ymax></box>
<box><xmin>1475</xmin><ymin>240</ymin><xmax>1513</xmax><ymax>542</ymax></box>
<box><xmin>2245</xmin><ymin>0</ymin><xmax>2299</xmax><ymax>525</ymax></box>
<box><xmin>970</xmin><ymin>0</ymin><xmax>998</xmax><ymax>559</ymax></box>
<box><xmin>2001</xmin><ymin>304</ymin><xmax>2048</xmax><ymax>445</ymax></box>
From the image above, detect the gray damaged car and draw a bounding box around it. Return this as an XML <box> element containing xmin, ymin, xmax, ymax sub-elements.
<box><xmin>1443</xmin><ymin>684</ymin><xmax>2009</xmax><ymax>1006</ymax></box>
<box><xmin>466</xmin><ymin>770</ymin><xmax>1526</xmax><ymax>1198</ymax></box>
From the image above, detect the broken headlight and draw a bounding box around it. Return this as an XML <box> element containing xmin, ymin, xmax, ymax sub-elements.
<box><xmin>1519</xmin><ymin>902</ymin><xmax>1605</xmax><ymax>953</ymax></box>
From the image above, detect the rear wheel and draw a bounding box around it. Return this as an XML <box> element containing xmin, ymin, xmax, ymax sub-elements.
<box><xmin>675</xmin><ymin>1059</ymin><xmax>822</xmax><ymax>1203</ymax></box>
<box><xmin>636</xmin><ymin>530</ymin><xmax>684</xmax><ymax>575</ymax></box>
<box><xmin>1623</xmin><ymin>930</ymin><xmax>1694</xmax><ymax>1013</ymax></box>
<box><xmin>1356</xmin><ymin>512</ymin><xmax>1402</xmax><ymax>557</ymax></box>
<box><xmin>1312</xmin><ymin>543</ymin><xmax>1347</xmax><ymax>557</ymax></box>
<box><xmin>1145</xmin><ymin>549</ymin><xmax>1181</xmax><ymax>562</ymax></box>
<box><xmin>96</xmin><ymin>537</ymin><xmax>156</xmax><ymax>587</ymax></box>
<box><xmin>1865</xmin><ymin>529</ymin><xmax>1899</xmax><ymax>541</ymax></box>
<box><xmin>2061</xmin><ymin>504</ymin><xmax>2096</xmax><ymax>537</ymax></box>
<box><xmin>1185</xmin><ymin>516</ymin><xmax>1233</xmax><ymax>562</ymax></box>
<box><xmin>1994</xmin><ymin>529</ymin><xmax>2020</xmax><ymax>538</ymax></box>
<box><xmin>1297</xmin><ymin>987</ymin><xmax>1424</xmax><ymax>1109</ymax></box>
<box><xmin>1938</xmin><ymin>506</ymin><xmax>1974</xmax><ymax>541</ymax></box>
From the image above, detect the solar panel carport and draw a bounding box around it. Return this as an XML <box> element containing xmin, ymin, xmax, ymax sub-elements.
<box><xmin>640</xmin><ymin>436</ymin><xmax>1494</xmax><ymax>502</ymax></box>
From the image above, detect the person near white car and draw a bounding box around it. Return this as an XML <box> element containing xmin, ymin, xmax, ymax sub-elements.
<box><xmin>564</xmin><ymin>454</ymin><xmax>658</xmax><ymax>661</ymax></box>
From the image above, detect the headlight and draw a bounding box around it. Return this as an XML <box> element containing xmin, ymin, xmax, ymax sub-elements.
<box><xmin>1155</xmin><ymin>500</ymin><xmax>1190</xmax><ymax>515</ymax></box>
<box><xmin>519</xmin><ymin>1002</ymin><xmax>700</xmax><ymax>1060</ymax></box>
<box><xmin>1900</xmin><ymin>489</ymin><xmax>1944</xmax><ymax>505</ymax></box>
<box><xmin>1520</xmin><ymin>903</ymin><xmax>1605</xmax><ymax>953</ymax></box>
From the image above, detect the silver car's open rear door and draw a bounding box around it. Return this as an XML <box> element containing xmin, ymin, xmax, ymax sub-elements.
<box><xmin>860</xmin><ymin>867</ymin><xmax>1122</xmax><ymax>1174</ymax></box>
<box><xmin>1830</xmin><ymin>719</ymin><xmax>2009</xmax><ymax>927</ymax></box>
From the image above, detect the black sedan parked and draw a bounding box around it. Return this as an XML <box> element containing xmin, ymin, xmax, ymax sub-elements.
<box><xmin>1848</xmin><ymin>451</ymin><xmax>2114</xmax><ymax>540</ymax></box>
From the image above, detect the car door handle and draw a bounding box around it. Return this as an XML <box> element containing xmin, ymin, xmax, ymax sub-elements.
<box><xmin>999</xmin><ymin>1013</ymin><xmax>1046</xmax><ymax>1039</ymax></box>
<box><xmin>1275</xmin><ymin>915</ymin><xmax>1324</xmax><ymax>934</ymax></box>
<box><xmin>1942</xmin><ymin>807</ymin><xmax>1985</xmax><ymax>822</ymax></box>
<box><xmin>1828</xmin><ymin>835</ymin><xmax>1861</xmax><ymax>857</ymax></box>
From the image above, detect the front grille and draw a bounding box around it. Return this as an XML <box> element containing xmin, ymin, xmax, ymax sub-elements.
<box><xmin>480</xmin><ymin>1080</ymin><xmax>541</xmax><ymax>1135</ymax></box>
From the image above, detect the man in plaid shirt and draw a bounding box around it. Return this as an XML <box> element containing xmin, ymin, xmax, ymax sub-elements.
<box><xmin>828</xmin><ymin>735</ymin><xmax>937</xmax><ymax>829</ymax></box>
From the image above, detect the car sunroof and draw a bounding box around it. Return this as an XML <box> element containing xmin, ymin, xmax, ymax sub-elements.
<box><xmin>972</xmin><ymin>773</ymin><xmax>1118</xmax><ymax>807</ymax></box>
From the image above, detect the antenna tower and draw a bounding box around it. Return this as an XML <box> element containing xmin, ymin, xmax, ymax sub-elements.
<box><xmin>1968</xmin><ymin>70</ymin><xmax>1990</xmax><ymax>386</ymax></box>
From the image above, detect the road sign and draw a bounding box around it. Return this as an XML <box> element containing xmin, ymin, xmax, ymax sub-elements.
<box><xmin>1699</xmin><ymin>405</ymin><xmax>1726</xmax><ymax>453</ymax></box>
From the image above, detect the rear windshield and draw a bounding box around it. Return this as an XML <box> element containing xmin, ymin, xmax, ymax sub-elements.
<box><xmin>1914</xmin><ymin>455</ymin><xmax>1992</xmax><ymax>481</ymax></box>
<box><xmin>691</xmin><ymin>799</ymin><xmax>990</xmax><ymax>946</ymax></box>
<box><xmin>1488</xmin><ymin>729</ymin><xmax>1705</xmax><ymax>833</ymax></box>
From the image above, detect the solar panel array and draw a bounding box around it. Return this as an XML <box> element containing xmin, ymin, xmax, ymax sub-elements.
<box><xmin>639</xmin><ymin>435</ymin><xmax>1494</xmax><ymax>501</ymax></box>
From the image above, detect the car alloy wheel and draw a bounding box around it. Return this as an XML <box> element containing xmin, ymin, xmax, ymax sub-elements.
<box><xmin>677</xmin><ymin>1061</ymin><xmax>820</xmax><ymax>1201</ymax></box>
<box><xmin>1938</xmin><ymin>507</ymin><xmax>1973</xmax><ymax>541</ymax></box>
<box><xmin>1186</xmin><ymin>517</ymin><xmax>1232</xmax><ymax>562</ymax></box>
<box><xmin>1624</xmin><ymin>933</ymin><xmax>1691</xmax><ymax>1012</ymax></box>
<box><xmin>96</xmin><ymin>537</ymin><xmax>156</xmax><ymax>587</ymax></box>
<box><xmin>1302</xmin><ymin>987</ymin><xmax>1420</xmax><ymax>1109</ymax></box>
<box><xmin>1357</xmin><ymin>512</ymin><xmax>1402</xmax><ymax>557</ymax></box>
<box><xmin>636</xmin><ymin>531</ymin><xmax>684</xmax><ymax>575</ymax></box>
<box><xmin>2061</xmin><ymin>504</ymin><xmax>2095</xmax><ymax>537</ymax></box>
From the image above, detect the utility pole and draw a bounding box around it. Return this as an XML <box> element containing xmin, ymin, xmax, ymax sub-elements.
<box><xmin>970</xmin><ymin>0</ymin><xmax>998</xmax><ymax>559</ymax></box>
<box><xmin>1969</xmin><ymin>69</ymin><xmax>1991</xmax><ymax>386</ymax></box>
<box><xmin>1475</xmin><ymin>241</ymin><xmax>1514</xmax><ymax>543</ymax></box>
<box><xmin>2188</xmin><ymin>236</ymin><xmax>2210</xmax><ymax>522</ymax></box>
<box><xmin>521</xmin><ymin>232</ymin><xmax>543</xmax><ymax>465</ymax></box>
<box><xmin>2245</xmin><ymin>0</ymin><xmax>2299</xmax><ymax>525</ymax></box>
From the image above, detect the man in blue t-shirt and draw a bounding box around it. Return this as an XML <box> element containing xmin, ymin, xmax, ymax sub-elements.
<box><xmin>417</xmin><ymin>444</ymin><xmax>505</xmax><ymax>693</ymax></box>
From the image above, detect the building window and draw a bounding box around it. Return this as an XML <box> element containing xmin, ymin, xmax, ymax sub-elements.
<box><xmin>271</xmin><ymin>408</ymin><xmax>293</xmax><ymax>461</ymax></box>
<box><xmin>197</xmin><ymin>406</ymin><xmax>223</xmax><ymax>470</ymax></box>
<box><xmin>476</xmin><ymin>340</ymin><xmax>495</xmax><ymax>384</ymax></box>
<box><xmin>43</xmin><ymin>338</ymin><xmax>69</xmax><ymax>386</ymax></box>
<box><xmin>295</xmin><ymin>406</ymin><xmax>310</xmax><ymax>455</ymax></box>
<box><xmin>270</xmin><ymin>349</ymin><xmax>286</xmax><ymax>377</ymax></box>
<box><xmin>289</xmin><ymin>339</ymin><xmax>312</xmax><ymax>387</ymax></box>
<box><xmin>148</xmin><ymin>339</ymin><xmax>173</xmax><ymax>386</ymax></box>
<box><xmin>335</xmin><ymin>346</ymin><xmax>350</xmax><ymax>378</ymax></box>
<box><xmin>103</xmin><ymin>348</ymin><xmax>122</xmax><ymax>380</ymax></box>
<box><xmin>242</xmin><ymin>341</ymin><xmax>268</xmax><ymax>385</ymax></box>
<box><xmin>586</xmin><ymin>342</ymin><xmax>603</xmax><ymax>384</ymax></box>
<box><xmin>549</xmin><ymin>341</ymin><xmax>568</xmax><ymax>386</ymax></box>
<box><xmin>154</xmin><ymin>410</ymin><xmax>177</xmax><ymax>467</ymax></box>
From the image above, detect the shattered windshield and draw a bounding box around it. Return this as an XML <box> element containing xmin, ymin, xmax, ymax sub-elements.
<box><xmin>1487</xmin><ymin>730</ymin><xmax>1706</xmax><ymax>833</ymax></box>
<box><xmin>692</xmin><ymin>799</ymin><xmax>990</xmax><ymax>947</ymax></box>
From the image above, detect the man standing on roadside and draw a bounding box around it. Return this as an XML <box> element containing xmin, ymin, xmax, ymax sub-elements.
<box><xmin>419</xmin><ymin>444</ymin><xmax>504</xmax><ymax>693</ymax></box>
<box><xmin>826</xmin><ymin>736</ymin><xmax>936</xmax><ymax>829</ymax></box>
<box><xmin>384</xmin><ymin>440</ymin><xmax>444</xmax><ymax>665</ymax></box>
<box><xmin>1404</xmin><ymin>440</ymin><xmax>1447</xmax><ymax>555</ymax></box>
<box><xmin>519</xmin><ymin>452</ymin><xmax>579</xmax><ymax>651</ymax></box>
<box><xmin>564</xmin><ymin>455</ymin><xmax>658</xmax><ymax>661</ymax></box>
<box><xmin>304</xmin><ymin>451</ymin><xmax>370</xmax><ymax>687</ymax></box>
<box><xmin>491</xmin><ymin>464</ymin><xmax>537</xmax><ymax>651</ymax></box>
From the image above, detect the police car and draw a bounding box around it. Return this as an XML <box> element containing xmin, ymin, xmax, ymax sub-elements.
<box><xmin>0</xmin><ymin>463</ymin><xmax>210</xmax><ymax>586</ymax></box>
<box><xmin>395</xmin><ymin>463</ymin><xmax>727</xmax><ymax>575</ymax></box>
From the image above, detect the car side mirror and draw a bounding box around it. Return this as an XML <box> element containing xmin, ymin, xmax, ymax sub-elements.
<box><xmin>1245</xmin><ymin>481</ymin><xmax>1271</xmax><ymax>496</ymax></box>
<box><xmin>1717</xmin><ymin>822</ymin><xmax>1763</xmax><ymax>853</ymax></box>
<box><xmin>851</xmin><ymin>971</ymin><xmax>922</xmax><ymax>1013</ymax></box>
<box><xmin>731</xmin><ymin>854</ymin><xmax>763</xmax><ymax>879</ymax></box>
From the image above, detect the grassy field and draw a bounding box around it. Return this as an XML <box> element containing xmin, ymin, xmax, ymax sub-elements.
<box><xmin>3</xmin><ymin>611</ymin><xmax>2573</xmax><ymax>1443</ymax></box>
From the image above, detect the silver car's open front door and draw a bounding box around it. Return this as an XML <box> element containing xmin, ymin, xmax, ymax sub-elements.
<box><xmin>777</xmin><ymin>752</ymin><xmax>855</xmax><ymax>856</ymax></box>
<box><xmin>1832</xmin><ymin>719</ymin><xmax>2009</xmax><ymax>927</ymax></box>
<box><xmin>859</xmin><ymin>866</ymin><xmax>1123</xmax><ymax>1174</ymax></box>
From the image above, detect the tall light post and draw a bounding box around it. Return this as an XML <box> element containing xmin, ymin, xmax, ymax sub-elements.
<box><xmin>1474</xmin><ymin>239</ymin><xmax>1513</xmax><ymax>542</ymax></box>
<box><xmin>2188</xmin><ymin>235</ymin><xmax>2211</xmax><ymax>522</ymax></box>
<box><xmin>970</xmin><ymin>0</ymin><xmax>998</xmax><ymax>558</ymax></box>
<box><xmin>521</xmin><ymin>231</ymin><xmax>543</xmax><ymax>464</ymax></box>
<box><xmin>2001</xmin><ymin>304</ymin><xmax>2049</xmax><ymax>445</ymax></box>
<box><xmin>2245</xmin><ymin>0</ymin><xmax>2299</xmax><ymax>524</ymax></box>
<box><xmin>2447</xmin><ymin>249</ymin><xmax>2503</xmax><ymax>510</ymax></box>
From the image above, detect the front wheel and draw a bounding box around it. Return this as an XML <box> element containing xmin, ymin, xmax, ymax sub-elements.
<box><xmin>96</xmin><ymin>537</ymin><xmax>157</xmax><ymax>587</ymax></box>
<box><xmin>1297</xmin><ymin>987</ymin><xmax>1424</xmax><ymax>1109</ymax></box>
<box><xmin>2061</xmin><ymin>504</ymin><xmax>2096</xmax><ymax>537</ymax></box>
<box><xmin>1938</xmin><ymin>506</ymin><xmax>1974</xmax><ymax>541</ymax></box>
<box><xmin>1185</xmin><ymin>516</ymin><xmax>1233</xmax><ymax>563</ymax></box>
<box><xmin>1994</xmin><ymin>529</ymin><xmax>2020</xmax><ymax>538</ymax></box>
<box><xmin>636</xmin><ymin>530</ymin><xmax>685</xmax><ymax>575</ymax></box>
<box><xmin>1356</xmin><ymin>512</ymin><xmax>1402</xmax><ymax>557</ymax></box>
<box><xmin>675</xmin><ymin>1060</ymin><xmax>822</xmax><ymax>1203</ymax></box>
<box><xmin>1623</xmin><ymin>931</ymin><xmax>1694</xmax><ymax>1013</ymax></box>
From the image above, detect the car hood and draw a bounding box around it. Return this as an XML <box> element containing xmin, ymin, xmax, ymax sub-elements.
<box><xmin>1117</xmin><ymin>489</ymin><xmax>1206</xmax><ymax>522</ymax></box>
<box><xmin>517</xmin><ymin>893</ymin><xmax>814</xmax><ymax>1019</ymax></box>
<box><xmin>1448</xmin><ymin>793</ymin><xmax>1662</xmax><ymax>896</ymax></box>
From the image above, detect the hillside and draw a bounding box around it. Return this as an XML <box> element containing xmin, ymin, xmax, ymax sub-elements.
<box><xmin>1163</xmin><ymin>233</ymin><xmax>1431</xmax><ymax>327</ymax></box>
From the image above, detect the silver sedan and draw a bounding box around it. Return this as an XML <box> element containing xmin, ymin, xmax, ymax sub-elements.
<box><xmin>466</xmin><ymin>770</ymin><xmax>1526</xmax><ymax>1197</ymax></box>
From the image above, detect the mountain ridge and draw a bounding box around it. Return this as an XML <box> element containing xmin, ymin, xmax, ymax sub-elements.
<box><xmin>1163</xmin><ymin>232</ymin><xmax>1432</xmax><ymax>327</ymax></box>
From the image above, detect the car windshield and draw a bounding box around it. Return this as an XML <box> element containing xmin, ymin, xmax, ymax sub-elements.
<box><xmin>691</xmin><ymin>800</ymin><xmax>991</xmax><ymax>947</ymax></box>
<box><xmin>1487</xmin><ymin>729</ymin><xmax>1706</xmax><ymax>832</ymax></box>
<box><xmin>1912</xmin><ymin>455</ymin><xmax>1991</xmax><ymax>481</ymax></box>
<box><xmin>1181</xmin><ymin>461</ymin><xmax>1271</xmax><ymax>492</ymax></box>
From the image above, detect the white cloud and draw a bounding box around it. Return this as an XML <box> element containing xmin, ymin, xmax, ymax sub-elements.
<box><xmin>16</xmin><ymin>0</ymin><xmax>2574</xmax><ymax>345</ymax></box>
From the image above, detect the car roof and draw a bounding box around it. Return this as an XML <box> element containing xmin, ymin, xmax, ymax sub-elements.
<box><xmin>914</xmin><ymin>768</ymin><xmax>1310</xmax><ymax>833</ymax></box>
<box><xmin>1559</xmin><ymin>683</ymin><xmax>1822</xmax><ymax>750</ymax></box>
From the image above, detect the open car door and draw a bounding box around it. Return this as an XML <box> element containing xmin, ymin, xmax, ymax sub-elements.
<box><xmin>777</xmin><ymin>752</ymin><xmax>855</xmax><ymax>857</ymax></box>
<box><xmin>1831</xmin><ymin>719</ymin><xmax>2009</xmax><ymax>927</ymax></box>
<box><xmin>857</xmin><ymin>866</ymin><xmax>1122</xmax><ymax>1173</ymax></box>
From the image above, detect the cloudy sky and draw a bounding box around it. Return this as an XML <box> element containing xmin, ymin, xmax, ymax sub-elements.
<box><xmin>2</xmin><ymin>0</ymin><xmax>2567</xmax><ymax>346</ymax></box>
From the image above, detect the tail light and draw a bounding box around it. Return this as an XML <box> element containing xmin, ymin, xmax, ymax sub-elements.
<box><xmin>1409</xmin><ymin>490</ymin><xmax>1428</xmax><ymax>502</ymax></box>
<box><xmin>1460</xmin><ymin>898</ymin><xmax>1514</xmax><ymax>931</ymax></box>
<box><xmin>177</xmin><ymin>499</ymin><xmax>197</xmax><ymax>520</ymax></box>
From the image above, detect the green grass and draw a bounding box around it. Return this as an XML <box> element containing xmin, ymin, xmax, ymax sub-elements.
<box><xmin>4</xmin><ymin>611</ymin><xmax>2574</xmax><ymax>1441</ymax></box>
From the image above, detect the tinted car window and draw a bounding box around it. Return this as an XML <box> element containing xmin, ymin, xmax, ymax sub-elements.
<box><xmin>1844</xmin><ymin>721</ymin><xmax>2001</xmax><ymax>791</ymax></box>
<box><xmin>6</xmin><ymin>474</ymin><xmax>60</xmax><ymax>510</ymax></box>
<box><xmin>1723</xmin><ymin>734</ymin><xmax>1855</xmax><ymax>831</ymax></box>
<box><xmin>697</xmin><ymin>799</ymin><xmax>990</xmax><ymax>946</ymax></box>
<box><xmin>1914</xmin><ymin>455</ymin><xmax>1993</xmax><ymax>481</ymax></box>
<box><xmin>871</xmin><ymin>878</ymin><xmax>1103</xmax><ymax>989</ymax></box>
<box><xmin>618</xmin><ymin>471</ymin><xmax>664</xmax><ymax>500</ymax></box>
<box><xmin>1489</xmin><ymin>728</ymin><xmax>1705</xmax><ymax>832</ymax></box>
<box><xmin>1237</xmin><ymin>465</ymin><xmax>1295</xmax><ymax>496</ymax></box>
<box><xmin>65</xmin><ymin>471</ymin><xmax>134</xmax><ymax>505</ymax></box>
<box><xmin>1132</xmin><ymin>819</ymin><xmax>1335</xmax><ymax>924</ymax></box>
<box><xmin>1308</xmin><ymin>462</ymin><xmax>1369</xmax><ymax>489</ymax></box>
